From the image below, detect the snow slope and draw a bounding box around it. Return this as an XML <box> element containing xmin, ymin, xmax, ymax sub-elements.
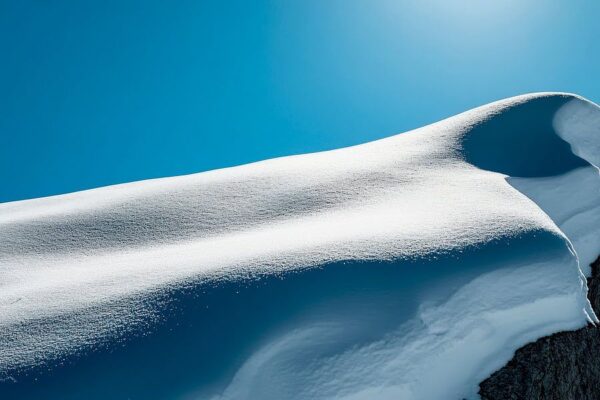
<box><xmin>0</xmin><ymin>93</ymin><xmax>599</xmax><ymax>399</ymax></box>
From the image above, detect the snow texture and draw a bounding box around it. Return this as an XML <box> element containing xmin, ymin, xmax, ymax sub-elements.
<box><xmin>0</xmin><ymin>93</ymin><xmax>599</xmax><ymax>399</ymax></box>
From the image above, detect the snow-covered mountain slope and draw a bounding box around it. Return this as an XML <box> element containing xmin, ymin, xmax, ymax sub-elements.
<box><xmin>0</xmin><ymin>93</ymin><xmax>599</xmax><ymax>399</ymax></box>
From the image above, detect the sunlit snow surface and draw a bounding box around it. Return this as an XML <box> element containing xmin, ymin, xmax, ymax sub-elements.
<box><xmin>1</xmin><ymin>93</ymin><xmax>599</xmax><ymax>399</ymax></box>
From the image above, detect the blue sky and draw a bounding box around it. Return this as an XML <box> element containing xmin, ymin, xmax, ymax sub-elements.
<box><xmin>1</xmin><ymin>0</ymin><xmax>599</xmax><ymax>202</ymax></box>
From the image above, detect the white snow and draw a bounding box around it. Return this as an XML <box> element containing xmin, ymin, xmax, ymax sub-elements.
<box><xmin>0</xmin><ymin>92</ymin><xmax>599</xmax><ymax>399</ymax></box>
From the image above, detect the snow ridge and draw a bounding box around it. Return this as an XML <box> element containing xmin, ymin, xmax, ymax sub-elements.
<box><xmin>0</xmin><ymin>92</ymin><xmax>599</xmax><ymax>400</ymax></box>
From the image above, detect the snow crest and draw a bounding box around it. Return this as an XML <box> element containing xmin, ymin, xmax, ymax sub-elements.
<box><xmin>0</xmin><ymin>93</ymin><xmax>599</xmax><ymax>399</ymax></box>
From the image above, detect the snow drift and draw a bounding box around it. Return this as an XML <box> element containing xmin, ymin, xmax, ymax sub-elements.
<box><xmin>0</xmin><ymin>93</ymin><xmax>599</xmax><ymax>399</ymax></box>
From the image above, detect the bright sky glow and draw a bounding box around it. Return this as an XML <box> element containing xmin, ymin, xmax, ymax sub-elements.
<box><xmin>1</xmin><ymin>0</ymin><xmax>598</xmax><ymax>202</ymax></box>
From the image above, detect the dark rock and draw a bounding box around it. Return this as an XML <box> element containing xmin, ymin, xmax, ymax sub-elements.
<box><xmin>479</xmin><ymin>256</ymin><xmax>600</xmax><ymax>400</ymax></box>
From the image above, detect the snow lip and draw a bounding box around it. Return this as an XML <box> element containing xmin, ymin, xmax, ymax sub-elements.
<box><xmin>1</xmin><ymin>92</ymin><xmax>597</xmax><ymax>208</ymax></box>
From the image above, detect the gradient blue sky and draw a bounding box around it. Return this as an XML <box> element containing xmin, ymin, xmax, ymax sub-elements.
<box><xmin>2</xmin><ymin>0</ymin><xmax>599</xmax><ymax>202</ymax></box>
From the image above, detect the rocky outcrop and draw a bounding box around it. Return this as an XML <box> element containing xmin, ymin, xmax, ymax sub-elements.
<box><xmin>479</xmin><ymin>256</ymin><xmax>600</xmax><ymax>400</ymax></box>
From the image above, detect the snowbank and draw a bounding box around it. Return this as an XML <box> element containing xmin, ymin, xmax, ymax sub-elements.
<box><xmin>0</xmin><ymin>93</ymin><xmax>598</xmax><ymax>399</ymax></box>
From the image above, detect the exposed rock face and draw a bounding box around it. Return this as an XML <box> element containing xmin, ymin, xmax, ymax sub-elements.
<box><xmin>479</xmin><ymin>256</ymin><xmax>600</xmax><ymax>400</ymax></box>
